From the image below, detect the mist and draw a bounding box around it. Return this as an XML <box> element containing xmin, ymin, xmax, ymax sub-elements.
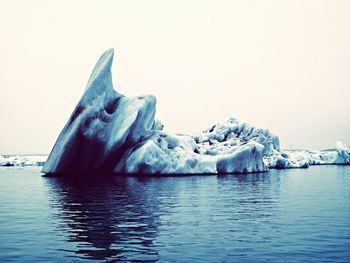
<box><xmin>0</xmin><ymin>0</ymin><xmax>349</xmax><ymax>154</ymax></box>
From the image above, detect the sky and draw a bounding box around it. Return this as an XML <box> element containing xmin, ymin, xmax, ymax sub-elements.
<box><xmin>0</xmin><ymin>0</ymin><xmax>349</xmax><ymax>154</ymax></box>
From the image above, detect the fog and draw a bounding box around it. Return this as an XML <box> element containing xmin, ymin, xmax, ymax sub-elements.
<box><xmin>0</xmin><ymin>0</ymin><xmax>349</xmax><ymax>154</ymax></box>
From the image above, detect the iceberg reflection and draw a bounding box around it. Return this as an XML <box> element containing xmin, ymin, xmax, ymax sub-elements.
<box><xmin>45</xmin><ymin>175</ymin><xmax>161</xmax><ymax>261</ymax></box>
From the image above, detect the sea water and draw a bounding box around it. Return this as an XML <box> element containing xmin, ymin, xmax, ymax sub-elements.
<box><xmin>0</xmin><ymin>166</ymin><xmax>349</xmax><ymax>262</ymax></box>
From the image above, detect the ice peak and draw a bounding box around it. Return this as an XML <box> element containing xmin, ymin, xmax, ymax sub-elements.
<box><xmin>78</xmin><ymin>49</ymin><xmax>118</xmax><ymax>106</ymax></box>
<box><xmin>85</xmin><ymin>48</ymin><xmax>115</xmax><ymax>89</ymax></box>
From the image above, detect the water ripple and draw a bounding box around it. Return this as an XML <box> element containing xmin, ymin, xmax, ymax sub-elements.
<box><xmin>0</xmin><ymin>166</ymin><xmax>349</xmax><ymax>262</ymax></box>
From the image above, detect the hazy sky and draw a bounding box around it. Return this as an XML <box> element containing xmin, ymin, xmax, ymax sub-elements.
<box><xmin>0</xmin><ymin>0</ymin><xmax>349</xmax><ymax>154</ymax></box>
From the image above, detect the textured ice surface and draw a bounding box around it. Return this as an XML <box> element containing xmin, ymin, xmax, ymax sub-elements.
<box><xmin>116</xmin><ymin>118</ymin><xmax>276</xmax><ymax>174</ymax></box>
<box><xmin>41</xmin><ymin>49</ymin><xmax>350</xmax><ymax>175</ymax></box>
<box><xmin>42</xmin><ymin>49</ymin><xmax>156</xmax><ymax>174</ymax></box>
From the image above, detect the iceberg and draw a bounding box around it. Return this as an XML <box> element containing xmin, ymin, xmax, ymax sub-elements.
<box><xmin>42</xmin><ymin>49</ymin><xmax>157</xmax><ymax>174</ymax></box>
<box><xmin>0</xmin><ymin>155</ymin><xmax>47</xmax><ymax>167</ymax></box>
<box><xmin>41</xmin><ymin>49</ymin><xmax>350</xmax><ymax>175</ymax></box>
<box><xmin>265</xmin><ymin>141</ymin><xmax>350</xmax><ymax>169</ymax></box>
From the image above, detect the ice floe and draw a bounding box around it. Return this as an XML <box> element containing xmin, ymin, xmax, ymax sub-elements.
<box><xmin>0</xmin><ymin>155</ymin><xmax>47</xmax><ymax>167</ymax></box>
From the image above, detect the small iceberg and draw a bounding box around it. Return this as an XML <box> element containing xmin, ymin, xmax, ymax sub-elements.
<box><xmin>0</xmin><ymin>155</ymin><xmax>47</xmax><ymax>167</ymax></box>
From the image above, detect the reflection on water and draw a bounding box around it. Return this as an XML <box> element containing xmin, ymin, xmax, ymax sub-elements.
<box><xmin>46</xmin><ymin>177</ymin><xmax>161</xmax><ymax>261</ymax></box>
<box><xmin>44</xmin><ymin>172</ymin><xmax>282</xmax><ymax>261</ymax></box>
<box><xmin>0</xmin><ymin>166</ymin><xmax>349</xmax><ymax>262</ymax></box>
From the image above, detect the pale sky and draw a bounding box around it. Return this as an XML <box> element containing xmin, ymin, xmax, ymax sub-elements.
<box><xmin>0</xmin><ymin>0</ymin><xmax>349</xmax><ymax>154</ymax></box>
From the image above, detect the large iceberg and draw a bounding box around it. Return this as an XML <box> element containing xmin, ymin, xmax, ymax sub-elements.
<box><xmin>41</xmin><ymin>49</ymin><xmax>350</xmax><ymax>175</ymax></box>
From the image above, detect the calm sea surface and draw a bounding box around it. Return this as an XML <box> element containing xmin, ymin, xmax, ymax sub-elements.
<box><xmin>0</xmin><ymin>166</ymin><xmax>349</xmax><ymax>262</ymax></box>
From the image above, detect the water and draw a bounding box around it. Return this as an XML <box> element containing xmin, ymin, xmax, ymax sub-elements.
<box><xmin>0</xmin><ymin>166</ymin><xmax>349</xmax><ymax>262</ymax></box>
